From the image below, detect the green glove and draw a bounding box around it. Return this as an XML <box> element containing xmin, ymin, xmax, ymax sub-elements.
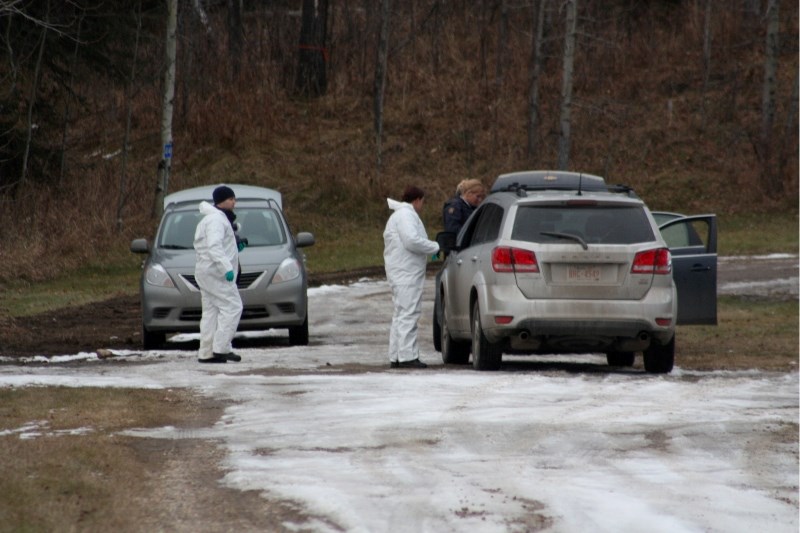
<box><xmin>225</xmin><ymin>270</ymin><xmax>235</xmax><ymax>282</ymax></box>
<box><xmin>238</xmin><ymin>241</ymin><xmax>246</xmax><ymax>252</ymax></box>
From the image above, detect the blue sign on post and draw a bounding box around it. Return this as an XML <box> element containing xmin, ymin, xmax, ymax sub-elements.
<box><xmin>164</xmin><ymin>142</ymin><xmax>173</xmax><ymax>160</ymax></box>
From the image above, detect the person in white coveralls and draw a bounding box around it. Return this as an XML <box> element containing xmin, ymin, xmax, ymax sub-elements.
<box><xmin>383</xmin><ymin>185</ymin><xmax>440</xmax><ymax>369</ymax></box>
<box><xmin>193</xmin><ymin>185</ymin><xmax>244</xmax><ymax>363</ymax></box>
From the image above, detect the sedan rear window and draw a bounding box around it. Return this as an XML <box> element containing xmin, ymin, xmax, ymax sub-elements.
<box><xmin>511</xmin><ymin>206</ymin><xmax>655</xmax><ymax>245</ymax></box>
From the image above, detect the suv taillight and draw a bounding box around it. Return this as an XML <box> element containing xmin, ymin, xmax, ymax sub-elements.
<box><xmin>492</xmin><ymin>247</ymin><xmax>539</xmax><ymax>273</ymax></box>
<box><xmin>631</xmin><ymin>248</ymin><xmax>671</xmax><ymax>275</ymax></box>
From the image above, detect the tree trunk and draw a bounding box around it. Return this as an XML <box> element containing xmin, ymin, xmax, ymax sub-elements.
<box><xmin>296</xmin><ymin>0</ymin><xmax>329</xmax><ymax>97</ymax></box>
<box><xmin>557</xmin><ymin>0</ymin><xmax>577</xmax><ymax>171</ymax></box>
<box><xmin>21</xmin><ymin>7</ymin><xmax>48</xmax><ymax>188</ymax></box>
<box><xmin>227</xmin><ymin>0</ymin><xmax>243</xmax><ymax>81</ymax></box>
<box><xmin>117</xmin><ymin>0</ymin><xmax>142</xmax><ymax>232</ymax></box>
<box><xmin>760</xmin><ymin>0</ymin><xmax>780</xmax><ymax>197</ymax></box>
<box><xmin>526</xmin><ymin>0</ymin><xmax>547</xmax><ymax>162</ymax></box>
<box><xmin>60</xmin><ymin>11</ymin><xmax>83</xmax><ymax>187</ymax></box>
<box><xmin>431</xmin><ymin>0</ymin><xmax>441</xmax><ymax>73</ymax></box>
<box><xmin>700</xmin><ymin>0</ymin><xmax>711</xmax><ymax>131</ymax></box>
<box><xmin>777</xmin><ymin>71</ymin><xmax>798</xmax><ymax>187</ymax></box>
<box><xmin>490</xmin><ymin>0</ymin><xmax>509</xmax><ymax>160</ymax></box>
<box><xmin>374</xmin><ymin>0</ymin><xmax>390</xmax><ymax>170</ymax></box>
<box><xmin>153</xmin><ymin>0</ymin><xmax>178</xmax><ymax>219</ymax></box>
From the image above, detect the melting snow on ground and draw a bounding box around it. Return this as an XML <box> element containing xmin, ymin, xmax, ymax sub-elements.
<box><xmin>0</xmin><ymin>265</ymin><xmax>797</xmax><ymax>532</ymax></box>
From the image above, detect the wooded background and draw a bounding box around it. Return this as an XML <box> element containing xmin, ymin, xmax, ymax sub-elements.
<box><xmin>0</xmin><ymin>0</ymin><xmax>797</xmax><ymax>282</ymax></box>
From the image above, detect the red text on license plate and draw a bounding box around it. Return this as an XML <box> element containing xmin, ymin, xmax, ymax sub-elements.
<box><xmin>567</xmin><ymin>265</ymin><xmax>602</xmax><ymax>281</ymax></box>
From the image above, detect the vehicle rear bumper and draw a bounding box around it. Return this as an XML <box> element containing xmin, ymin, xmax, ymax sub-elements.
<box><xmin>480</xmin><ymin>284</ymin><xmax>676</xmax><ymax>345</ymax></box>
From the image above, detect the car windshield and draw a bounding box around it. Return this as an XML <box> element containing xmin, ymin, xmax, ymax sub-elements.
<box><xmin>511</xmin><ymin>205</ymin><xmax>655</xmax><ymax>245</ymax></box>
<box><xmin>158</xmin><ymin>208</ymin><xmax>286</xmax><ymax>249</ymax></box>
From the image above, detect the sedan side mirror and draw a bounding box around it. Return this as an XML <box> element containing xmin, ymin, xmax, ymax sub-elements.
<box><xmin>295</xmin><ymin>232</ymin><xmax>315</xmax><ymax>248</ymax></box>
<box><xmin>130</xmin><ymin>238</ymin><xmax>150</xmax><ymax>254</ymax></box>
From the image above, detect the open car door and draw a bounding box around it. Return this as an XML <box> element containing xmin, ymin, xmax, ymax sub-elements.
<box><xmin>655</xmin><ymin>213</ymin><xmax>718</xmax><ymax>325</ymax></box>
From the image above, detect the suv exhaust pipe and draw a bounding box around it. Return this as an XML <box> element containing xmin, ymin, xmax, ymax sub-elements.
<box><xmin>617</xmin><ymin>332</ymin><xmax>651</xmax><ymax>352</ymax></box>
<box><xmin>510</xmin><ymin>330</ymin><xmax>540</xmax><ymax>350</ymax></box>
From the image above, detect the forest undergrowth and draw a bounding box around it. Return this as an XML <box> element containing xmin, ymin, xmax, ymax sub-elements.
<box><xmin>0</xmin><ymin>1</ymin><xmax>796</xmax><ymax>286</ymax></box>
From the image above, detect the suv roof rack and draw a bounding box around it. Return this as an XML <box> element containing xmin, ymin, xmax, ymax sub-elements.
<box><xmin>491</xmin><ymin>170</ymin><xmax>605</xmax><ymax>192</ymax></box>
<box><xmin>491</xmin><ymin>170</ymin><xmax>638</xmax><ymax>198</ymax></box>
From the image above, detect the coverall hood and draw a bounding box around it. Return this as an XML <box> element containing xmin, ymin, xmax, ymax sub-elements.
<box><xmin>383</xmin><ymin>197</ymin><xmax>439</xmax><ymax>363</ymax></box>
<box><xmin>382</xmin><ymin>197</ymin><xmax>439</xmax><ymax>286</ymax></box>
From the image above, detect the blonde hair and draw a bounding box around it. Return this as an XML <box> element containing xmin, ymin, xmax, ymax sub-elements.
<box><xmin>457</xmin><ymin>178</ymin><xmax>485</xmax><ymax>196</ymax></box>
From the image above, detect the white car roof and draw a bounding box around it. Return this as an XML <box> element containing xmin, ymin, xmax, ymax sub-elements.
<box><xmin>164</xmin><ymin>184</ymin><xmax>282</xmax><ymax>209</ymax></box>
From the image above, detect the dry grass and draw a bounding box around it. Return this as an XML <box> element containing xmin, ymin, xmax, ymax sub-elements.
<box><xmin>678</xmin><ymin>296</ymin><xmax>799</xmax><ymax>372</ymax></box>
<box><xmin>0</xmin><ymin>387</ymin><xmax>212</xmax><ymax>530</ymax></box>
<box><xmin>0</xmin><ymin>386</ymin><xmax>307</xmax><ymax>532</ymax></box>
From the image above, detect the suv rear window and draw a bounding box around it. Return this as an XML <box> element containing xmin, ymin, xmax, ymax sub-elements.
<box><xmin>511</xmin><ymin>206</ymin><xmax>655</xmax><ymax>245</ymax></box>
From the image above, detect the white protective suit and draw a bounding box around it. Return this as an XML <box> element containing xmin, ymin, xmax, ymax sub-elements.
<box><xmin>193</xmin><ymin>201</ymin><xmax>243</xmax><ymax>360</ymax></box>
<box><xmin>383</xmin><ymin>198</ymin><xmax>440</xmax><ymax>363</ymax></box>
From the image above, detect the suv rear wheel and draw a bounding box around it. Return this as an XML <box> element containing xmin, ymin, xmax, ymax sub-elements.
<box><xmin>471</xmin><ymin>300</ymin><xmax>502</xmax><ymax>371</ymax></box>
<box><xmin>643</xmin><ymin>337</ymin><xmax>675</xmax><ymax>374</ymax></box>
<box><xmin>432</xmin><ymin>296</ymin><xmax>442</xmax><ymax>352</ymax></box>
<box><xmin>606</xmin><ymin>351</ymin><xmax>635</xmax><ymax>367</ymax></box>
<box><xmin>441</xmin><ymin>298</ymin><xmax>470</xmax><ymax>364</ymax></box>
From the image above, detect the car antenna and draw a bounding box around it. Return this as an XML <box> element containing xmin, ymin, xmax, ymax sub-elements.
<box><xmin>577</xmin><ymin>173</ymin><xmax>583</xmax><ymax>196</ymax></box>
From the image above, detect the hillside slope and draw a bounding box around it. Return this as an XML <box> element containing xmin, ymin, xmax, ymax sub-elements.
<box><xmin>0</xmin><ymin>1</ymin><xmax>796</xmax><ymax>282</ymax></box>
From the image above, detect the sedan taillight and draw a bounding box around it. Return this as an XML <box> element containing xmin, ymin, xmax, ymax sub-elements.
<box><xmin>492</xmin><ymin>247</ymin><xmax>539</xmax><ymax>273</ymax></box>
<box><xmin>631</xmin><ymin>248</ymin><xmax>672</xmax><ymax>275</ymax></box>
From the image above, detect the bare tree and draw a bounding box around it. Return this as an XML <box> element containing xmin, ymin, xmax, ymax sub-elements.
<box><xmin>153</xmin><ymin>0</ymin><xmax>178</xmax><ymax>219</ymax></box>
<box><xmin>58</xmin><ymin>10</ymin><xmax>83</xmax><ymax>188</ymax></box>
<box><xmin>227</xmin><ymin>0</ymin><xmax>243</xmax><ymax>80</ymax></box>
<box><xmin>21</xmin><ymin>1</ymin><xmax>49</xmax><ymax>187</ymax></box>
<box><xmin>700</xmin><ymin>0</ymin><xmax>711</xmax><ymax>131</ymax></box>
<box><xmin>777</xmin><ymin>71</ymin><xmax>798</xmax><ymax>182</ymax></box>
<box><xmin>557</xmin><ymin>0</ymin><xmax>577</xmax><ymax>170</ymax></box>
<box><xmin>374</xmin><ymin>0</ymin><xmax>390</xmax><ymax>170</ymax></box>
<box><xmin>191</xmin><ymin>0</ymin><xmax>211</xmax><ymax>33</ymax></box>
<box><xmin>117</xmin><ymin>1</ymin><xmax>143</xmax><ymax>232</ymax></box>
<box><xmin>760</xmin><ymin>0</ymin><xmax>780</xmax><ymax>197</ymax></box>
<box><xmin>489</xmin><ymin>0</ymin><xmax>509</xmax><ymax>160</ymax></box>
<box><xmin>526</xmin><ymin>0</ymin><xmax>547</xmax><ymax>162</ymax></box>
<box><xmin>296</xmin><ymin>0</ymin><xmax>329</xmax><ymax>97</ymax></box>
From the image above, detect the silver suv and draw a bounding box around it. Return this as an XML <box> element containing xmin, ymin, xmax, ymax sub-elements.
<box><xmin>130</xmin><ymin>184</ymin><xmax>315</xmax><ymax>349</ymax></box>
<box><xmin>433</xmin><ymin>171</ymin><xmax>717</xmax><ymax>373</ymax></box>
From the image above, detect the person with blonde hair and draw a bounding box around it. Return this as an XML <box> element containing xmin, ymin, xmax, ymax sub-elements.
<box><xmin>443</xmin><ymin>178</ymin><xmax>486</xmax><ymax>235</ymax></box>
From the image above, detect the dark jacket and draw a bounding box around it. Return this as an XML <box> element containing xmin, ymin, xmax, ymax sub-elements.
<box><xmin>442</xmin><ymin>195</ymin><xmax>475</xmax><ymax>235</ymax></box>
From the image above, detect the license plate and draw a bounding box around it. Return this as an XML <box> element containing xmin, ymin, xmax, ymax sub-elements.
<box><xmin>567</xmin><ymin>264</ymin><xmax>602</xmax><ymax>282</ymax></box>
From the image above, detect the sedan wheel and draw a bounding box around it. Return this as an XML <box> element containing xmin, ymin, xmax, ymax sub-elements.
<box><xmin>643</xmin><ymin>337</ymin><xmax>675</xmax><ymax>374</ymax></box>
<box><xmin>142</xmin><ymin>326</ymin><xmax>165</xmax><ymax>350</ymax></box>
<box><xmin>471</xmin><ymin>300</ymin><xmax>502</xmax><ymax>371</ymax></box>
<box><xmin>289</xmin><ymin>316</ymin><xmax>309</xmax><ymax>346</ymax></box>
<box><xmin>432</xmin><ymin>296</ymin><xmax>442</xmax><ymax>352</ymax></box>
<box><xmin>441</xmin><ymin>298</ymin><xmax>470</xmax><ymax>365</ymax></box>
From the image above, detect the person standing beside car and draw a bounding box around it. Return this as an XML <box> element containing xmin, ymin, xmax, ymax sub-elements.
<box><xmin>442</xmin><ymin>178</ymin><xmax>486</xmax><ymax>236</ymax></box>
<box><xmin>193</xmin><ymin>185</ymin><xmax>243</xmax><ymax>363</ymax></box>
<box><xmin>384</xmin><ymin>185</ymin><xmax>440</xmax><ymax>369</ymax></box>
